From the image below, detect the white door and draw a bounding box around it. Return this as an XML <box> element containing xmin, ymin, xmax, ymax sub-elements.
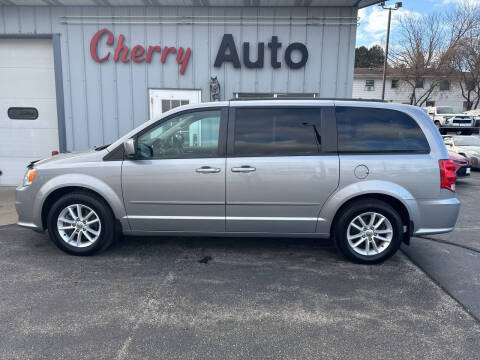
<box><xmin>149</xmin><ymin>89</ymin><xmax>201</xmax><ymax>120</ymax></box>
<box><xmin>0</xmin><ymin>39</ymin><xmax>59</xmax><ymax>186</ymax></box>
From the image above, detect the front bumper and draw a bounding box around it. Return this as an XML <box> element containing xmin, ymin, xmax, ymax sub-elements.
<box><xmin>469</xmin><ymin>156</ymin><xmax>480</xmax><ymax>169</ymax></box>
<box><xmin>439</xmin><ymin>126</ymin><xmax>478</xmax><ymax>131</ymax></box>
<box><xmin>409</xmin><ymin>197</ymin><xmax>460</xmax><ymax>236</ymax></box>
<box><xmin>15</xmin><ymin>185</ymin><xmax>44</xmax><ymax>232</ymax></box>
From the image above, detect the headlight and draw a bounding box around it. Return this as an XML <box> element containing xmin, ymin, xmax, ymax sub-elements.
<box><xmin>23</xmin><ymin>169</ymin><xmax>37</xmax><ymax>186</ymax></box>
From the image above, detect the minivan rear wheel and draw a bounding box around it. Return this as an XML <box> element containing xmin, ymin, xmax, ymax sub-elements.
<box><xmin>334</xmin><ymin>199</ymin><xmax>403</xmax><ymax>264</ymax></box>
<box><xmin>47</xmin><ymin>191</ymin><xmax>115</xmax><ymax>255</ymax></box>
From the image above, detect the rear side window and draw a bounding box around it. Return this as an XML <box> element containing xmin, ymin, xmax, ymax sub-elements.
<box><xmin>233</xmin><ymin>108</ymin><xmax>322</xmax><ymax>156</ymax></box>
<box><xmin>336</xmin><ymin>107</ymin><xmax>430</xmax><ymax>153</ymax></box>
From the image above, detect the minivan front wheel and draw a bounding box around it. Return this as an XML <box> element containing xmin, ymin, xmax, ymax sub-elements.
<box><xmin>47</xmin><ymin>192</ymin><xmax>115</xmax><ymax>255</ymax></box>
<box><xmin>334</xmin><ymin>199</ymin><xmax>403</xmax><ymax>264</ymax></box>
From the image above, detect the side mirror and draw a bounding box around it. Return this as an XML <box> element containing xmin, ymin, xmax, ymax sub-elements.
<box><xmin>123</xmin><ymin>139</ymin><xmax>136</xmax><ymax>158</ymax></box>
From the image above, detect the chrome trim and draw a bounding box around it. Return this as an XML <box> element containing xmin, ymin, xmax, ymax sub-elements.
<box><xmin>130</xmin><ymin>201</ymin><xmax>224</xmax><ymax>205</ymax></box>
<box><xmin>130</xmin><ymin>201</ymin><xmax>321</xmax><ymax>206</ymax></box>
<box><xmin>125</xmin><ymin>215</ymin><xmax>225</xmax><ymax>220</ymax></box>
<box><xmin>124</xmin><ymin>215</ymin><xmax>319</xmax><ymax>221</ymax></box>
<box><xmin>228</xmin><ymin>202</ymin><xmax>321</xmax><ymax>206</ymax></box>
<box><xmin>414</xmin><ymin>227</ymin><xmax>455</xmax><ymax>235</ymax></box>
<box><xmin>17</xmin><ymin>221</ymin><xmax>42</xmax><ymax>231</ymax></box>
<box><xmin>227</xmin><ymin>216</ymin><xmax>317</xmax><ymax>221</ymax></box>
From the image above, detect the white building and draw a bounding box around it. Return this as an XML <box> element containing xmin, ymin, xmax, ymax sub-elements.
<box><xmin>0</xmin><ymin>0</ymin><xmax>383</xmax><ymax>186</ymax></box>
<box><xmin>353</xmin><ymin>68</ymin><xmax>469</xmax><ymax>110</ymax></box>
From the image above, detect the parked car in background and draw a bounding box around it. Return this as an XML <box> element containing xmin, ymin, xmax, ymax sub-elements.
<box><xmin>449</xmin><ymin>151</ymin><xmax>471</xmax><ymax>178</ymax></box>
<box><xmin>16</xmin><ymin>100</ymin><xmax>460</xmax><ymax>264</ymax></box>
<box><xmin>426</xmin><ymin>106</ymin><xmax>477</xmax><ymax>135</ymax></box>
<box><xmin>443</xmin><ymin>135</ymin><xmax>480</xmax><ymax>169</ymax></box>
<box><xmin>463</xmin><ymin>109</ymin><xmax>480</xmax><ymax>131</ymax></box>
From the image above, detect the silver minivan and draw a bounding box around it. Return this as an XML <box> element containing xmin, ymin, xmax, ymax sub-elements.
<box><xmin>16</xmin><ymin>100</ymin><xmax>460</xmax><ymax>263</ymax></box>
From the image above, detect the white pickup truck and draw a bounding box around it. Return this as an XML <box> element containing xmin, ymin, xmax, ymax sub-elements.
<box><xmin>425</xmin><ymin>106</ymin><xmax>477</xmax><ymax>135</ymax></box>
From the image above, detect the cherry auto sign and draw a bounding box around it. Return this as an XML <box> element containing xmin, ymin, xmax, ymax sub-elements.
<box><xmin>90</xmin><ymin>28</ymin><xmax>192</xmax><ymax>74</ymax></box>
<box><xmin>90</xmin><ymin>29</ymin><xmax>308</xmax><ymax>75</ymax></box>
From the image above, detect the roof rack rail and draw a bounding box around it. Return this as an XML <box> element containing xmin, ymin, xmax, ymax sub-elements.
<box><xmin>229</xmin><ymin>97</ymin><xmax>386</xmax><ymax>102</ymax></box>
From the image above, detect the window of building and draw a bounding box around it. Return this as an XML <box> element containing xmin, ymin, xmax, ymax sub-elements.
<box><xmin>7</xmin><ymin>107</ymin><xmax>38</xmax><ymax>120</ymax></box>
<box><xmin>233</xmin><ymin>108</ymin><xmax>322</xmax><ymax>156</ymax></box>
<box><xmin>391</xmin><ymin>79</ymin><xmax>399</xmax><ymax>88</ymax></box>
<box><xmin>161</xmin><ymin>99</ymin><xmax>189</xmax><ymax>113</ymax></box>
<box><xmin>364</xmin><ymin>80</ymin><xmax>375</xmax><ymax>90</ymax></box>
<box><xmin>440</xmin><ymin>80</ymin><xmax>450</xmax><ymax>91</ymax></box>
<box><xmin>335</xmin><ymin>107</ymin><xmax>430</xmax><ymax>153</ymax></box>
<box><xmin>415</xmin><ymin>79</ymin><xmax>424</xmax><ymax>88</ymax></box>
<box><xmin>426</xmin><ymin>100</ymin><xmax>435</xmax><ymax>107</ymax></box>
<box><xmin>136</xmin><ymin>109</ymin><xmax>221</xmax><ymax>159</ymax></box>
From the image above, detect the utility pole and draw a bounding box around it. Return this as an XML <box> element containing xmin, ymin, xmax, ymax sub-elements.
<box><xmin>380</xmin><ymin>2</ymin><xmax>402</xmax><ymax>101</ymax></box>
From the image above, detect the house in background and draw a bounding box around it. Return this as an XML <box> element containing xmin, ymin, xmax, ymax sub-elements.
<box><xmin>353</xmin><ymin>68</ymin><xmax>470</xmax><ymax>110</ymax></box>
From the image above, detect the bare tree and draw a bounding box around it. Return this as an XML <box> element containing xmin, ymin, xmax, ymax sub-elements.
<box><xmin>390</xmin><ymin>1</ymin><xmax>479</xmax><ymax>106</ymax></box>
<box><xmin>448</xmin><ymin>2</ymin><xmax>480</xmax><ymax>109</ymax></box>
<box><xmin>451</xmin><ymin>37</ymin><xmax>480</xmax><ymax>109</ymax></box>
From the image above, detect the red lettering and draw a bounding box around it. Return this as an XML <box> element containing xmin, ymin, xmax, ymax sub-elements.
<box><xmin>114</xmin><ymin>34</ymin><xmax>129</xmax><ymax>63</ymax></box>
<box><xmin>176</xmin><ymin>47</ymin><xmax>192</xmax><ymax>75</ymax></box>
<box><xmin>91</xmin><ymin>30</ymin><xmax>190</xmax><ymax>74</ymax></box>
<box><xmin>131</xmin><ymin>45</ymin><xmax>145</xmax><ymax>63</ymax></box>
<box><xmin>90</xmin><ymin>28</ymin><xmax>114</xmax><ymax>63</ymax></box>
<box><xmin>161</xmin><ymin>46</ymin><xmax>177</xmax><ymax>63</ymax></box>
<box><xmin>146</xmin><ymin>45</ymin><xmax>161</xmax><ymax>63</ymax></box>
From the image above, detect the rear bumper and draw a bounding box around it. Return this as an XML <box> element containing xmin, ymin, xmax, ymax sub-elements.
<box><xmin>456</xmin><ymin>165</ymin><xmax>471</xmax><ymax>178</ymax></box>
<box><xmin>409</xmin><ymin>197</ymin><xmax>460</xmax><ymax>236</ymax></box>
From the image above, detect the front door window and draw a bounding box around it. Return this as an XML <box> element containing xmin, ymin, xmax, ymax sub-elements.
<box><xmin>136</xmin><ymin>110</ymin><xmax>221</xmax><ymax>159</ymax></box>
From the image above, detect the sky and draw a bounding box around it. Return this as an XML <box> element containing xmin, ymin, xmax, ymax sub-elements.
<box><xmin>356</xmin><ymin>0</ymin><xmax>476</xmax><ymax>48</ymax></box>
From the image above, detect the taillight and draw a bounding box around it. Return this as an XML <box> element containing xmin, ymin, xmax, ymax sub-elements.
<box><xmin>439</xmin><ymin>159</ymin><xmax>456</xmax><ymax>192</ymax></box>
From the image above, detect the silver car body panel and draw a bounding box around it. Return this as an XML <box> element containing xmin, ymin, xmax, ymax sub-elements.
<box><xmin>122</xmin><ymin>157</ymin><xmax>226</xmax><ymax>232</ymax></box>
<box><xmin>226</xmin><ymin>155</ymin><xmax>339</xmax><ymax>233</ymax></box>
<box><xmin>16</xmin><ymin>100</ymin><xmax>459</xmax><ymax>239</ymax></box>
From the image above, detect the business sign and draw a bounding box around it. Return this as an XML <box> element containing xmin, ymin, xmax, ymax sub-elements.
<box><xmin>90</xmin><ymin>30</ymin><xmax>308</xmax><ymax>75</ymax></box>
<box><xmin>90</xmin><ymin>28</ymin><xmax>191</xmax><ymax>74</ymax></box>
<box><xmin>214</xmin><ymin>34</ymin><xmax>308</xmax><ymax>70</ymax></box>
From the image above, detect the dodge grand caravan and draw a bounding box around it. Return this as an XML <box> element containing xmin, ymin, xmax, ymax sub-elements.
<box><xmin>16</xmin><ymin>100</ymin><xmax>460</xmax><ymax>263</ymax></box>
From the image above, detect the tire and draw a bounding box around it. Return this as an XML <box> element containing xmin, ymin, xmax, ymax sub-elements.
<box><xmin>47</xmin><ymin>191</ymin><xmax>116</xmax><ymax>255</ymax></box>
<box><xmin>434</xmin><ymin>121</ymin><xmax>441</xmax><ymax>129</ymax></box>
<box><xmin>439</xmin><ymin>129</ymin><xmax>447</xmax><ymax>135</ymax></box>
<box><xmin>333</xmin><ymin>199</ymin><xmax>403</xmax><ymax>264</ymax></box>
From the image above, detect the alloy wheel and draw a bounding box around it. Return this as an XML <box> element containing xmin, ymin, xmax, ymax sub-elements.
<box><xmin>56</xmin><ymin>204</ymin><xmax>102</xmax><ymax>248</ymax></box>
<box><xmin>346</xmin><ymin>212</ymin><xmax>393</xmax><ymax>256</ymax></box>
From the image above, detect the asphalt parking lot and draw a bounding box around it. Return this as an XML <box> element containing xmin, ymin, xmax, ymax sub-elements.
<box><xmin>1</xmin><ymin>178</ymin><xmax>480</xmax><ymax>359</ymax></box>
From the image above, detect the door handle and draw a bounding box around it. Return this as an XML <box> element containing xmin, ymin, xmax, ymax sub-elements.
<box><xmin>231</xmin><ymin>166</ymin><xmax>256</xmax><ymax>173</ymax></box>
<box><xmin>195</xmin><ymin>166</ymin><xmax>221</xmax><ymax>173</ymax></box>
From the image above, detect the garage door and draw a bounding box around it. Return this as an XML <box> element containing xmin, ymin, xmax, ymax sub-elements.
<box><xmin>0</xmin><ymin>39</ymin><xmax>59</xmax><ymax>186</ymax></box>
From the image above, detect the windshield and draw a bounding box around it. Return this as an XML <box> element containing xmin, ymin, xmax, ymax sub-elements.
<box><xmin>437</xmin><ymin>106</ymin><xmax>460</xmax><ymax>114</ymax></box>
<box><xmin>453</xmin><ymin>136</ymin><xmax>480</xmax><ymax>146</ymax></box>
